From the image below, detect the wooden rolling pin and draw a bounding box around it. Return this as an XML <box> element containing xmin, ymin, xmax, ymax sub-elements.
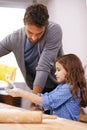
<box><xmin>0</xmin><ymin>109</ymin><xmax>57</xmax><ymax>123</ymax></box>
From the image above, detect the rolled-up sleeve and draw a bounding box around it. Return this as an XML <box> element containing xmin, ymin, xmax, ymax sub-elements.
<box><xmin>39</xmin><ymin>84</ymin><xmax>72</xmax><ymax>110</ymax></box>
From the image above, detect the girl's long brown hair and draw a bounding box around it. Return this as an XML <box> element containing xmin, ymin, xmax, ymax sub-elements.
<box><xmin>56</xmin><ymin>54</ymin><xmax>87</xmax><ymax>107</ymax></box>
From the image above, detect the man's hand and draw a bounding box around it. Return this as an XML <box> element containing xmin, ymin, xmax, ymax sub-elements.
<box><xmin>29</xmin><ymin>85</ymin><xmax>43</xmax><ymax>110</ymax></box>
<box><xmin>29</xmin><ymin>102</ymin><xmax>43</xmax><ymax>111</ymax></box>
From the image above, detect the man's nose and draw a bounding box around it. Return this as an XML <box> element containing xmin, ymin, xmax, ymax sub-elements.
<box><xmin>31</xmin><ymin>34</ymin><xmax>37</xmax><ymax>40</ymax></box>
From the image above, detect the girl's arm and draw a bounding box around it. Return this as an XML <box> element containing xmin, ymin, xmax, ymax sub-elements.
<box><xmin>6</xmin><ymin>88</ymin><xmax>42</xmax><ymax>106</ymax></box>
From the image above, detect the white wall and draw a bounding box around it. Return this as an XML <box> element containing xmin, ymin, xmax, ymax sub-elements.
<box><xmin>47</xmin><ymin>0</ymin><xmax>87</xmax><ymax>66</ymax></box>
<box><xmin>0</xmin><ymin>7</ymin><xmax>25</xmax><ymax>82</ymax></box>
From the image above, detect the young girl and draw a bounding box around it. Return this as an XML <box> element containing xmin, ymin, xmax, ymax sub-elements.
<box><xmin>6</xmin><ymin>54</ymin><xmax>87</xmax><ymax>121</ymax></box>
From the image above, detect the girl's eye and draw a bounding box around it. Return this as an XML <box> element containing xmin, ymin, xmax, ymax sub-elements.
<box><xmin>56</xmin><ymin>68</ymin><xmax>60</xmax><ymax>71</ymax></box>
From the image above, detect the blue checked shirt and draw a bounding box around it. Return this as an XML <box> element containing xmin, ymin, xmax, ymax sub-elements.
<box><xmin>39</xmin><ymin>83</ymin><xmax>80</xmax><ymax>121</ymax></box>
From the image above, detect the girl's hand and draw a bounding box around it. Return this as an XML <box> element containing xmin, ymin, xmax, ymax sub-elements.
<box><xmin>5</xmin><ymin>88</ymin><xmax>21</xmax><ymax>97</ymax></box>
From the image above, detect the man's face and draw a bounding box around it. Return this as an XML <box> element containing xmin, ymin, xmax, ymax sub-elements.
<box><xmin>25</xmin><ymin>24</ymin><xmax>46</xmax><ymax>44</ymax></box>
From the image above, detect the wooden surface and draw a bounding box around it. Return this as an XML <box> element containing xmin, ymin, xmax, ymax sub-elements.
<box><xmin>0</xmin><ymin>103</ymin><xmax>87</xmax><ymax>130</ymax></box>
<box><xmin>79</xmin><ymin>107</ymin><xmax>87</xmax><ymax>123</ymax></box>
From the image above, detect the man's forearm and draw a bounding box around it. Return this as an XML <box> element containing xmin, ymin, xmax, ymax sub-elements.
<box><xmin>29</xmin><ymin>85</ymin><xmax>43</xmax><ymax>110</ymax></box>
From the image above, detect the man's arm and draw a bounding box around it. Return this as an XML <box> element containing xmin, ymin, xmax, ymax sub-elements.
<box><xmin>29</xmin><ymin>85</ymin><xmax>43</xmax><ymax>110</ymax></box>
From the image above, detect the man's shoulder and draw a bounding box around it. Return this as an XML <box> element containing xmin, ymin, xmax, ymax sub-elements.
<box><xmin>9</xmin><ymin>27</ymin><xmax>25</xmax><ymax>40</ymax></box>
<box><xmin>48</xmin><ymin>21</ymin><xmax>62</xmax><ymax>29</ymax></box>
<box><xmin>13</xmin><ymin>27</ymin><xmax>25</xmax><ymax>34</ymax></box>
<box><xmin>46</xmin><ymin>21</ymin><xmax>62</xmax><ymax>34</ymax></box>
<box><xmin>5</xmin><ymin>27</ymin><xmax>25</xmax><ymax>42</ymax></box>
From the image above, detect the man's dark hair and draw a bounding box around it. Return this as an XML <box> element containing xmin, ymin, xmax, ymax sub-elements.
<box><xmin>23</xmin><ymin>3</ymin><xmax>49</xmax><ymax>27</ymax></box>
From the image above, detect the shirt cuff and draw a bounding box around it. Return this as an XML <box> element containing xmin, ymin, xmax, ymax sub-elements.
<box><xmin>38</xmin><ymin>93</ymin><xmax>50</xmax><ymax>110</ymax></box>
<box><xmin>33</xmin><ymin>71</ymin><xmax>48</xmax><ymax>88</ymax></box>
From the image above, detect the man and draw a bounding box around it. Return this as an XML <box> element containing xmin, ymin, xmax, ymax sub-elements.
<box><xmin>0</xmin><ymin>3</ymin><xmax>63</xmax><ymax>110</ymax></box>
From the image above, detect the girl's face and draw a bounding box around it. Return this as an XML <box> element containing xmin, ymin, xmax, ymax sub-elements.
<box><xmin>55</xmin><ymin>62</ymin><xmax>67</xmax><ymax>83</ymax></box>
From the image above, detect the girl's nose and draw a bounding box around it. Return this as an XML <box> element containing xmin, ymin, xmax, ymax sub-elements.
<box><xmin>55</xmin><ymin>71</ymin><xmax>57</xmax><ymax>76</ymax></box>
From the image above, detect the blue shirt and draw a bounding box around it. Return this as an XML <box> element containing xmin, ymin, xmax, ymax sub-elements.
<box><xmin>39</xmin><ymin>83</ymin><xmax>80</xmax><ymax>121</ymax></box>
<box><xmin>24</xmin><ymin>38</ymin><xmax>39</xmax><ymax>74</ymax></box>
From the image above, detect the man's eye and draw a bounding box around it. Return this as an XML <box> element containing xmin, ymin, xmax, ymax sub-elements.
<box><xmin>29</xmin><ymin>32</ymin><xmax>32</xmax><ymax>34</ymax></box>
